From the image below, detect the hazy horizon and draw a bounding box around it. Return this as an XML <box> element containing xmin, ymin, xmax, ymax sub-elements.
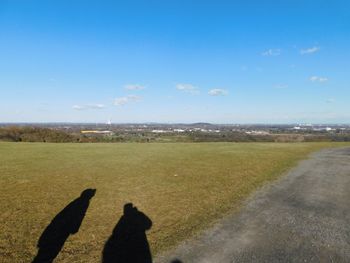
<box><xmin>1</xmin><ymin>121</ymin><xmax>349</xmax><ymax>126</ymax></box>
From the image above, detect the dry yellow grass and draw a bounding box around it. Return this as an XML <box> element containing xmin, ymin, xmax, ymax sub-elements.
<box><xmin>0</xmin><ymin>142</ymin><xmax>348</xmax><ymax>262</ymax></box>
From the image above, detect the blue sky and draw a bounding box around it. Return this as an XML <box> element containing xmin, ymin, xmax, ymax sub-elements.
<box><xmin>0</xmin><ymin>0</ymin><xmax>349</xmax><ymax>123</ymax></box>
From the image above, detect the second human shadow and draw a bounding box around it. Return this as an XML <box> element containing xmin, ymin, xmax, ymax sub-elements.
<box><xmin>102</xmin><ymin>203</ymin><xmax>153</xmax><ymax>263</ymax></box>
<box><xmin>32</xmin><ymin>188</ymin><xmax>96</xmax><ymax>263</ymax></box>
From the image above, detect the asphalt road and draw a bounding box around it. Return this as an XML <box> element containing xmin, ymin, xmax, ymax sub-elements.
<box><xmin>156</xmin><ymin>147</ymin><xmax>350</xmax><ymax>263</ymax></box>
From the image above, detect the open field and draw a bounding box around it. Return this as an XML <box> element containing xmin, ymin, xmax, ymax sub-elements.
<box><xmin>1</xmin><ymin>142</ymin><xmax>349</xmax><ymax>262</ymax></box>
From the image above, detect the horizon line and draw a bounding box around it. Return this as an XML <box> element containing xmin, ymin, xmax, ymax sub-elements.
<box><xmin>1</xmin><ymin>122</ymin><xmax>349</xmax><ymax>126</ymax></box>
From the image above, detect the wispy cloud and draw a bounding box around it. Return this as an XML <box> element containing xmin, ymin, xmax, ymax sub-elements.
<box><xmin>72</xmin><ymin>104</ymin><xmax>106</xmax><ymax>110</ymax></box>
<box><xmin>176</xmin><ymin>83</ymin><xmax>200</xmax><ymax>95</ymax></box>
<box><xmin>73</xmin><ymin>105</ymin><xmax>85</xmax><ymax>110</ymax></box>
<box><xmin>300</xmin><ymin>46</ymin><xmax>320</xmax><ymax>55</ymax></box>
<box><xmin>261</xmin><ymin>49</ymin><xmax>281</xmax><ymax>56</ymax></box>
<box><xmin>326</xmin><ymin>98</ymin><xmax>335</xmax><ymax>103</ymax></box>
<box><xmin>274</xmin><ymin>84</ymin><xmax>288</xmax><ymax>89</ymax></box>
<box><xmin>114</xmin><ymin>95</ymin><xmax>141</xmax><ymax>106</ymax></box>
<box><xmin>208</xmin><ymin>89</ymin><xmax>228</xmax><ymax>96</ymax></box>
<box><xmin>310</xmin><ymin>76</ymin><xmax>328</xmax><ymax>83</ymax></box>
<box><xmin>124</xmin><ymin>84</ymin><xmax>145</xmax><ymax>90</ymax></box>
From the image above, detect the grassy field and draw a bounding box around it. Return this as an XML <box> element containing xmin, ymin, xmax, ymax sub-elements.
<box><xmin>0</xmin><ymin>142</ymin><xmax>348</xmax><ymax>262</ymax></box>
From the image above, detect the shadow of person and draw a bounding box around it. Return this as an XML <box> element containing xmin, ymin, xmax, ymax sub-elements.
<box><xmin>32</xmin><ymin>188</ymin><xmax>96</xmax><ymax>263</ymax></box>
<box><xmin>103</xmin><ymin>203</ymin><xmax>153</xmax><ymax>263</ymax></box>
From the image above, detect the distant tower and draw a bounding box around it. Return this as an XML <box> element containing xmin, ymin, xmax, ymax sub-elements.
<box><xmin>107</xmin><ymin>119</ymin><xmax>112</xmax><ymax>129</ymax></box>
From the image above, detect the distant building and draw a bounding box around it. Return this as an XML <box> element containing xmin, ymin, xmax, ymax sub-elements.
<box><xmin>152</xmin><ymin>129</ymin><xmax>167</xmax><ymax>133</ymax></box>
<box><xmin>245</xmin><ymin>130</ymin><xmax>270</xmax><ymax>135</ymax></box>
<box><xmin>173</xmin><ymin>129</ymin><xmax>185</xmax><ymax>133</ymax></box>
<box><xmin>81</xmin><ymin>130</ymin><xmax>113</xmax><ymax>134</ymax></box>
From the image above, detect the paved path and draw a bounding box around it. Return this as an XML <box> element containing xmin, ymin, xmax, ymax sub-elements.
<box><xmin>156</xmin><ymin>147</ymin><xmax>350</xmax><ymax>263</ymax></box>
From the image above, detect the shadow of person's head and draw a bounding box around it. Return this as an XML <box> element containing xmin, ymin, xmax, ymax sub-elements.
<box><xmin>124</xmin><ymin>202</ymin><xmax>136</xmax><ymax>215</ymax></box>
<box><xmin>80</xmin><ymin>188</ymin><xmax>96</xmax><ymax>199</ymax></box>
<box><xmin>123</xmin><ymin>203</ymin><xmax>152</xmax><ymax>231</ymax></box>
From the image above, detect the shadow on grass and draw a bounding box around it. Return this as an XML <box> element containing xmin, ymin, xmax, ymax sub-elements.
<box><xmin>102</xmin><ymin>203</ymin><xmax>153</xmax><ymax>263</ymax></box>
<box><xmin>32</xmin><ymin>188</ymin><xmax>96</xmax><ymax>263</ymax></box>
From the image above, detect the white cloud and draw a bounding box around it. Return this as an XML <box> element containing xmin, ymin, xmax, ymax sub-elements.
<box><xmin>72</xmin><ymin>104</ymin><xmax>106</xmax><ymax>110</ymax></box>
<box><xmin>114</xmin><ymin>95</ymin><xmax>141</xmax><ymax>106</ymax></box>
<box><xmin>73</xmin><ymin>105</ymin><xmax>84</xmax><ymax>110</ymax></box>
<box><xmin>176</xmin><ymin>83</ymin><xmax>199</xmax><ymax>95</ymax></box>
<box><xmin>310</xmin><ymin>76</ymin><xmax>328</xmax><ymax>83</ymax></box>
<box><xmin>261</xmin><ymin>49</ymin><xmax>281</xmax><ymax>56</ymax></box>
<box><xmin>124</xmin><ymin>84</ymin><xmax>145</xmax><ymax>90</ymax></box>
<box><xmin>208</xmin><ymin>89</ymin><xmax>228</xmax><ymax>96</ymax></box>
<box><xmin>300</xmin><ymin>46</ymin><xmax>320</xmax><ymax>55</ymax></box>
<box><xmin>326</xmin><ymin>98</ymin><xmax>335</xmax><ymax>103</ymax></box>
<box><xmin>89</xmin><ymin>104</ymin><xmax>105</xmax><ymax>109</ymax></box>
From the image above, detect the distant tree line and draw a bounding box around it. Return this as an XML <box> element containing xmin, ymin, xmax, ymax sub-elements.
<box><xmin>1</xmin><ymin>126</ymin><xmax>350</xmax><ymax>143</ymax></box>
<box><xmin>188</xmin><ymin>131</ymin><xmax>274</xmax><ymax>142</ymax></box>
<box><xmin>0</xmin><ymin>127</ymin><xmax>77</xmax><ymax>142</ymax></box>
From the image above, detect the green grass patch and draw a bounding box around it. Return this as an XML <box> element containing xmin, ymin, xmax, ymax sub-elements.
<box><xmin>0</xmin><ymin>142</ymin><xmax>348</xmax><ymax>262</ymax></box>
